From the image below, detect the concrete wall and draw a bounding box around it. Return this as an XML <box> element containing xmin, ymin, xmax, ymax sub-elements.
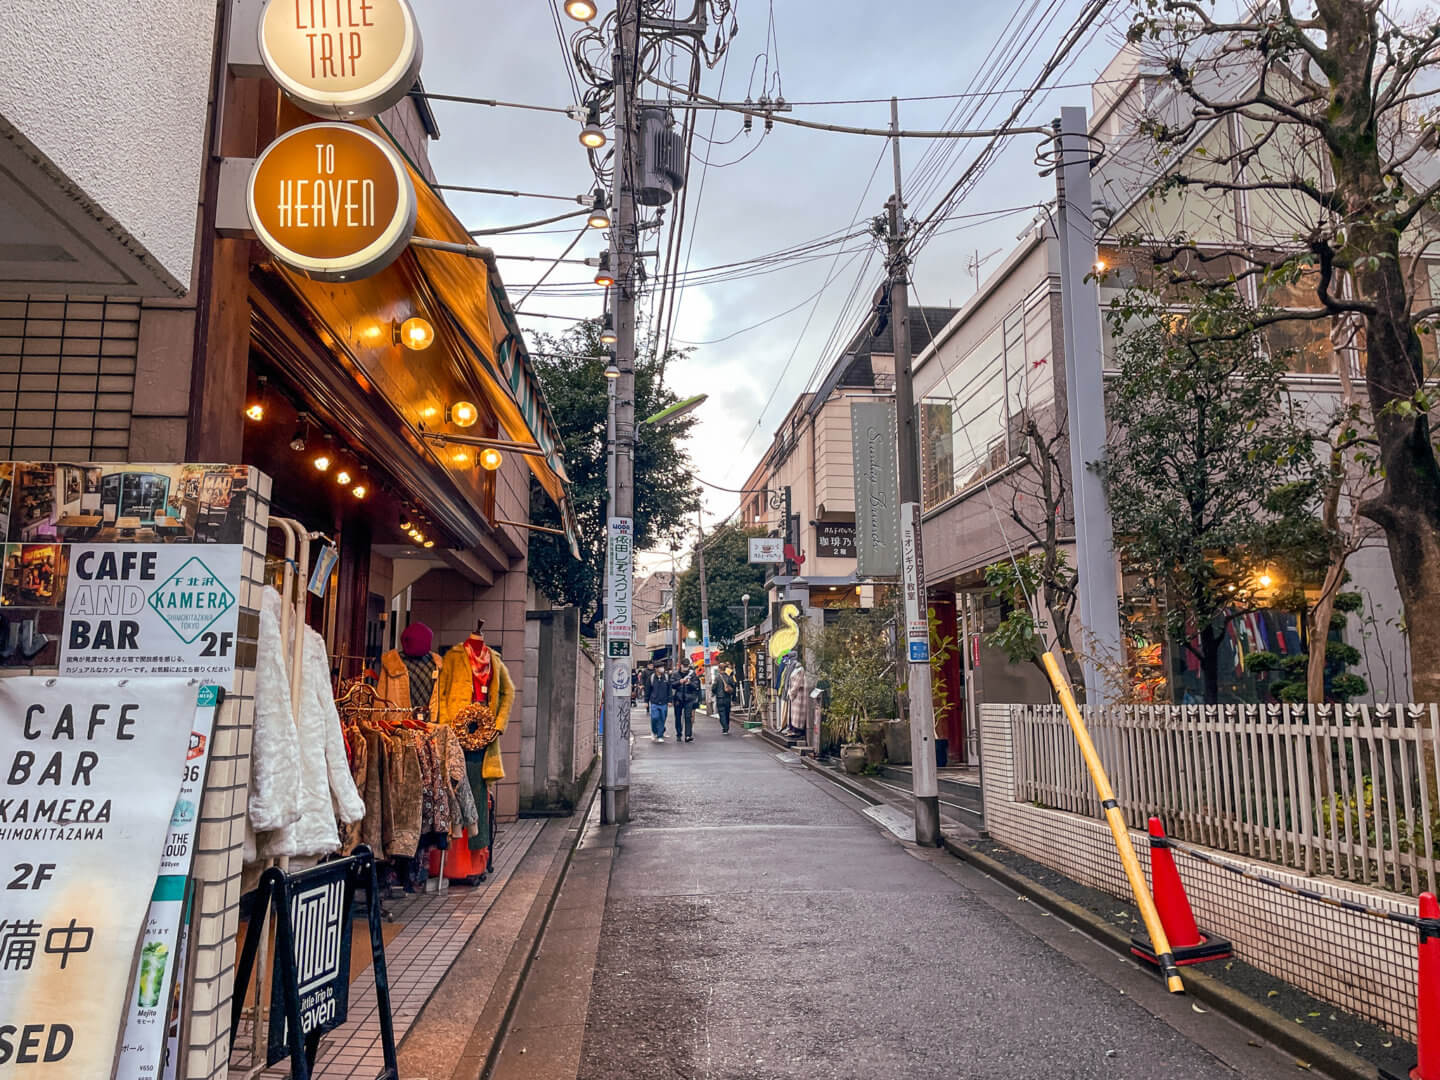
<box><xmin>519</xmin><ymin>608</ymin><xmax>598</xmax><ymax>813</ymax></box>
<box><xmin>0</xmin><ymin>0</ymin><xmax>217</xmax><ymax>290</ymax></box>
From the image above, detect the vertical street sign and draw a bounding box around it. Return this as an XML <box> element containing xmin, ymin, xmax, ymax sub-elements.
<box><xmin>851</xmin><ymin>400</ymin><xmax>901</xmax><ymax>578</ymax></box>
<box><xmin>900</xmin><ymin>503</ymin><xmax>929</xmax><ymax>662</ymax></box>
<box><xmin>603</xmin><ymin>517</ymin><xmax>633</xmax><ymax>800</ymax></box>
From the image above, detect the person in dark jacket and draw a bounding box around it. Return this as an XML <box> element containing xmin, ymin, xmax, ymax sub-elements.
<box><xmin>713</xmin><ymin>663</ymin><xmax>738</xmax><ymax>735</ymax></box>
<box><xmin>670</xmin><ymin>662</ymin><xmax>700</xmax><ymax>742</ymax></box>
<box><xmin>645</xmin><ymin>662</ymin><xmax>672</xmax><ymax>742</ymax></box>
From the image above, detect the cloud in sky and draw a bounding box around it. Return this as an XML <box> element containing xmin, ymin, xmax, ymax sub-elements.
<box><xmin>408</xmin><ymin>0</ymin><xmax>1125</xmax><ymax>550</ymax></box>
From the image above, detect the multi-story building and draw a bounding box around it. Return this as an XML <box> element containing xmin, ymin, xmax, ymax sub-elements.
<box><xmin>913</xmin><ymin>41</ymin><xmax>1414</xmax><ymax>733</ymax></box>
<box><xmin>738</xmin><ymin>305</ymin><xmax>956</xmax><ymax>728</ymax></box>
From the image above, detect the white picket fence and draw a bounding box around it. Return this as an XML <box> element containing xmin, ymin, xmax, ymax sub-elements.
<box><xmin>1011</xmin><ymin>703</ymin><xmax>1440</xmax><ymax>896</ymax></box>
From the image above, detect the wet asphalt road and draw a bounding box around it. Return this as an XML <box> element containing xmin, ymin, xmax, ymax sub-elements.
<box><xmin>577</xmin><ymin>712</ymin><xmax>1287</xmax><ymax>1080</ymax></box>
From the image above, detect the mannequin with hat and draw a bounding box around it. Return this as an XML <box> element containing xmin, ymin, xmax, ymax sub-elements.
<box><xmin>432</xmin><ymin>619</ymin><xmax>515</xmax><ymax>882</ymax></box>
<box><xmin>375</xmin><ymin>621</ymin><xmax>441</xmax><ymax>719</ymax></box>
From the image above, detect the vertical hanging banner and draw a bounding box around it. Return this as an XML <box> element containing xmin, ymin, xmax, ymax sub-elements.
<box><xmin>604</xmin><ymin>517</ymin><xmax>633</xmax><ymax>669</ymax></box>
<box><xmin>0</xmin><ymin>677</ymin><xmax>198</xmax><ymax>1077</ymax></box>
<box><xmin>851</xmin><ymin>401</ymin><xmax>900</xmax><ymax>578</ymax></box>
<box><xmin>116</xmin><ymin>685</ymin><xmax>222</xmax><ymax>1080</ymax></box>
<box><xmin>900</xmin><ymin>502</ymin><xmax>930</xmax><ymax>663</ymax></box>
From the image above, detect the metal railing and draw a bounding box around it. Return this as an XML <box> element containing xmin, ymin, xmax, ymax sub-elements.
<box><xmin>1011</xmin><ymin>702</ymin><xmax>1440</xmax><ymax>896</ymax></box>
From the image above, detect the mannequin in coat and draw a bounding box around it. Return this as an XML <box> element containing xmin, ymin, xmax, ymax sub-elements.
<box><xmin>433</xmin><ymin>621</ymin><xmax>515</xmax><ymax>882</ymax></box>
<box><xmin>435</xmin><ymin>622</ymin><xmax>515</xmax><ymax>781</ymax></box>
<box><xmin>376</xmin><ymin>621</ymin><xmax>441</xmax><ymax>717</ymax></box>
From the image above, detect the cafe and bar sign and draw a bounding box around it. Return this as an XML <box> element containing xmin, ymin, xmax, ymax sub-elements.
<box><xmin>259</xmin><ymin>0</ymin><xmax>424</xmax><ymax>120</ymax></box>
<box><xmin>247</xmin><ymin>122</ymin><xmax>417</xmax><ymax>282</ymax></box>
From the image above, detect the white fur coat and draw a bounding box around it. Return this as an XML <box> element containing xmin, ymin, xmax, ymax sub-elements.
<box><xmin>250</xmin><ymin>587</ymin><xmax>366</xmax><ymax>859</ymax></box>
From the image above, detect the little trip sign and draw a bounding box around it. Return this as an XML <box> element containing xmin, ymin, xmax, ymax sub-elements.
<box><xmin>247</xmin><ymin>122</ymin><xmax>417</xmax><ymax>281</ymax></box>
<box><xmin>259</xmin><ymin>0</ymin><xmax>424</xmax><ymax>120</ymax></box>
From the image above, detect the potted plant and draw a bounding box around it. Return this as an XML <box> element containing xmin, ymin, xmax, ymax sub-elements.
<box><xmin>928</xmin><ymin>607</ymin><xmax>958</xmax><ymax>768</ymax></box>
<box><xmin>815</xmin><ymin>610</ymin><xmax>900</xmax><ymax>774</ymax></box>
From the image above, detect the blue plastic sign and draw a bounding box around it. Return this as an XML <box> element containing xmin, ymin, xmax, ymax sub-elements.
<box><xmin>909</xmin><ymin>641</ymin><xmax>931</xmax><ymax>663</ymax></box>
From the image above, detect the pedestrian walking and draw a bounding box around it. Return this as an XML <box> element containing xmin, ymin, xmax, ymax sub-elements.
<box><xmin>714</xmin><ymin>662</ymin><xmax>737</xmax><ymax>735</ymax></box>
<box><xmin>670</xmin><ymin>661</ymin><xmax>699</xmax><ymax>742</ymax></box>
<box><xmin>645</xmin><ymin>661</ymin><xmax>672</xmax><ymax>742</ymax></box>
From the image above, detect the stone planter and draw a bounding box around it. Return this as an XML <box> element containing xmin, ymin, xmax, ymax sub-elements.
<box><xmin>883</xmin><ymin>719</ymin><xmax>911</xmax><ymax>765</ymax></box>
<box><xmin>839</xmin><ymin>743</ymin><xmax>867</xmax><ymax>775</ymax></box>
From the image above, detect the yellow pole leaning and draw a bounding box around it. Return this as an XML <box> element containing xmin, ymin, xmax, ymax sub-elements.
<box><xmin>1040</xmin><ymin>652</ymin><xmax>1184</xmax><ymax>994</ymax></box>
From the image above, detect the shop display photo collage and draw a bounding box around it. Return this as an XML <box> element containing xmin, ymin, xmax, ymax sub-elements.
<box><xmin>0</xmin><ymin>462</ymin><xmax>249</xmax><ymax>668</ymax></box>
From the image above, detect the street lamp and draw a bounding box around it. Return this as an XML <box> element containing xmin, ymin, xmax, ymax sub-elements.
<box><xmin>742</xmin><ymin>593</ymin><xmax>751</xmax><ymax>629</ymax></box>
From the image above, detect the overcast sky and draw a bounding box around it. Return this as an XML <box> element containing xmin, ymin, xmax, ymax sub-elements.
<box><xmin>408</xmin><ymin>0</ymin><xmax>1129</xmax><ymax>565</ymax></box>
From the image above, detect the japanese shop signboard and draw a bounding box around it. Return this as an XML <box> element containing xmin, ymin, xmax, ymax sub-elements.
<box><xmin>247</xmin><ymin>123</ymin><xmax>418</xmax><ymax>282</ymax></box>
<box><xmin>259</xmin><ymin>0</ymin><xmax>424</xmax><ymax>120</ymax></box>
<box><xmin>747</xmin><ymin>537</ymin><xmax>784</xmax><ymax>564</ymax></box>
<box><xmin>0</xmin><ymin>677</ymin><xmax>198</xmax><ymax>1076</ymax></box>
<box><xmin>604</xmin><ymin>517</ymin><xmax>634</xmax><ymax>664</ymax></box>
<box><xmin>60</xmin><ymin>546</ymin><xmax>242</xmax><ymax>686</ymax></box>
<box><xmin>851</xmin><ymin>400</ymin><xmax>900</xmax><ymax>578</ymax></box>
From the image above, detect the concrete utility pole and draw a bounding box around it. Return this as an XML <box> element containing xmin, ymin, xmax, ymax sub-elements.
<box><xmin>601</xmin><ymin>0</ymin><xmax>640</xmax><ymax>826</ymax></box>
<box><xmin>887</xmin><ymin>97</ymin><xmax>941</xmax><ymax>847</ymax></box>
<box><xmin>696</xmin><ymin>509</ymin><xmax>711</xmax><ymax>704</ymax></box>
<box><xmin>1053</xmin><ymin>106</ymin><xmax>1123</xmax><ymax>703</ymax></box>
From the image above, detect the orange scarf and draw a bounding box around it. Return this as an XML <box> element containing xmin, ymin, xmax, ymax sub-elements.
<box><xmin>464</xmin><ymin>637</ymin><xmax>493</xmax><ymax>702</ymax></box>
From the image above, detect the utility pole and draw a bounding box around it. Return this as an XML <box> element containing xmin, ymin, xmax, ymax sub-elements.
<box><xmin>1053</xmin><ymin>106</ymin><xmax>1122</xmax><ymax>703</ymax></box>
<box><xmin>887</xmin><ymin>97</ymin><xmax>941</xmax><ymax>847</ymax></box>
<box><xmin>601</xmin><ymin>0</ymin><xmax>640</xmax><ymax>826</ymax></box>
<box><xmin>696</xmin><ymin>509</ymin><xmax>711</xmax><ymax>706</ymax></box>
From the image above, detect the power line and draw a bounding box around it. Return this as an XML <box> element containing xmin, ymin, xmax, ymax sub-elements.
<box><xmin>515</xmin><ymin>223</ymin><xmax>592</xmax><ymax>310</ymax></box>
<box><xmin>434</xmin><ymin>183</ymin><xmax>585</xmax><ymax>202</ymax></box>
<box><xmin>644</xmin><ymin>74</ymin><xmax>1051</xmax><ymax>139</ymax></box>
<box><xmin>467</xmin><ymin>208</ymin><xmax>591</xmax><ymax>236</ymax></box>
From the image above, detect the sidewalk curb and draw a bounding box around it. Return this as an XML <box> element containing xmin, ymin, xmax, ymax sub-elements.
<box><xmin>793</xmin><ymin>751</ymin><xmax>1374</xmax><ymax>1080</ymax></box>
<box><xmin>410</xmin><ymin>755</ymin><xmax>603</xmax><ymax>1080</ymax></box>
<box><xmin>940</xmin><ymin>837</ymin><xmax>1376</xmax><ymax>1080</ymax></box>
<box><xmin>473</xmin><ymin>761</ymin><xmax>604</xmax><ymax>1079</ymax></box>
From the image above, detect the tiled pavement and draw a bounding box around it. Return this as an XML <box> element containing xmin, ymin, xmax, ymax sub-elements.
<box><xmin>228</xmin><ymin>818</ymin><xmax>546</xmax><ymax>1078</ymax></box>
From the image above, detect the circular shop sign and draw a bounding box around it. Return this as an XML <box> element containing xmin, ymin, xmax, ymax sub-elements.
<box><xmin>247</xmin><ymin>123</ymin><xmax>417</xmax><ymax>282</ymax></box>
<box><xmin>259</xmin><ymin>0</ymin><xmax>423</xmax><ymax>120</ymax></box>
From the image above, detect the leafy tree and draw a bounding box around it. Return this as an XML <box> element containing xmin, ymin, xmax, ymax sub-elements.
<box><xmin>674</xmin><ymin>524</ymin><xmax>770</xmax><ymax>645</ymax></box>
<box><xmin>1248</xmin><ymin>590</ymin><xmax>1369</xmax><ymax>703</ymax></box>
<box><xmin>985</xmin><ymin>414</ymin><xmax>1085</xmax><ymax>700</ymax></box>
<box><xmin>526</xmin><ymin>319</ymin><xmax>700</xmax><ymax>636</ymax></box>
<box><xmin>1100</xmin><ymin>289</ymin><xmax>1322</xmax><ymax>704</ymax></box>
<box><xmin>1124</xmin><ymin>0</ymin><xmax>1440</xmax><ymax>703</ymax></box>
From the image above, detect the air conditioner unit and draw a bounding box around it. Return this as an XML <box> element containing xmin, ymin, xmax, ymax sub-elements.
<box><xmin>637</xmin><ymin>107</ymin><xmax>687</xmax><ymax>206</ymax></box>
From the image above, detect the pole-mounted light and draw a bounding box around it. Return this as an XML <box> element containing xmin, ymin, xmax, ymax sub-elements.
<box><xmin>587</xmin><ymin>192</ymin><xmax>611</xmax><ymax>229</ymax></box>
<box><xmin>564</xmin><ymin>0</ymin><xmax>597</xmax><ymax>20</ymax></box>
<box><xmin>593</xmin><ymin>251</ymin><xmax>615</xmax><ymax>288</ymax></box>
<box><xmin>579</xmin><ymin>103</ymin><xmax>607</xmax><ymax>149</ymax></box>
<box><xmin>600</xmin><ymin>312</ymin><xmax>617</xmax><ymax>346</ymax></box>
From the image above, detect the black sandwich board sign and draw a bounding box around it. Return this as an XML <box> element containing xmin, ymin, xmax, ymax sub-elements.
<box><xmin>230</xmin><ymin>847</ymin><xmax>397</xmax><ymax>1079</ymax></box>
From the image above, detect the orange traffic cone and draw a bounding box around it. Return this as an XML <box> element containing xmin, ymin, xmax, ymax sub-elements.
<box><xmin>1131</xmin><ymin>817</ymin><xmax>1232</xmax><ymax>967</ymax></box>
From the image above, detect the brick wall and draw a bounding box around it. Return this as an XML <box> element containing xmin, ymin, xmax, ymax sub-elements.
<box><xmin>184</xmin><ymin>469</ymin><xmax>269</xmax><ymax>1079</ymax></box>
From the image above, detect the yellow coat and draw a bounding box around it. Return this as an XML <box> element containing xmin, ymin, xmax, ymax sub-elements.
<box><xmin>436</xmin><ymin>643</ymin><xmax>515</xmax><ymax>780</ymax></box>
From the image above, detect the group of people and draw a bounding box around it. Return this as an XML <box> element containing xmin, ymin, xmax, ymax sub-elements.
<box><xmin>641</xmin><ymin>659</ymin><xmax>740</xmax><ymax>742</ymax></box>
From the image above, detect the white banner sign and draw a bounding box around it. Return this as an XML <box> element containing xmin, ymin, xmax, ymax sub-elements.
<box><xmin>604</xmin><ymin>517</ymin><xmax>634</xmax><ymax>646</ymax></box>
<box><xmin>60</xmin><ymin>546</ymin><xmax>242</xmax><ymax>687</ymax></box>
<box><xmin>748</xmin><ymin>537</ymin><xmax>784</xmax><ymax>564</ymax></box>
<box><xmin>900</xmin><ymin>502</ymin><xmax>929</xmax><ymax>663</ymax></box>
<box><xmin>116</xmin><ymin>685</ymin><xmax>221</xmax><ymax>1080</ymax></box>
<box><xmin>0</xmin><ymin>676</ymin><xmax>197</xmax><ymax>1077</ymax></box>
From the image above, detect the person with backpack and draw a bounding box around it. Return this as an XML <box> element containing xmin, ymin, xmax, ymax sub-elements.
<box><xmin>670</xmin><ymin>661</ymin><xmax>700</xmax><ymax>742</ymax></box>
<box><xmin>714</xmin><ymin>662</ymin><xmax>738</xmax><ymax>735</ymax></box>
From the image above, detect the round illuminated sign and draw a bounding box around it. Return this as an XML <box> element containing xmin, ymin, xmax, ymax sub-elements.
<box><xmin>259</xmin><ymin>0</ymin><xmax>423</xmax><ymax>120</ymax></box>
<box><xmin>247</xmin><ymin>123</ymin><xmax>417</xmax><ymax>282</ymax></box>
